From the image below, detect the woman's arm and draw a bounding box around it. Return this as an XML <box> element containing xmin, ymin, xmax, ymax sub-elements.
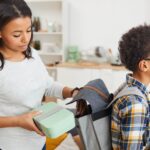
<box><xmin>62</xmin><ymin>87</ymin><xmax>73</xmax><ymax>99</ymax></box>
<box><xmin>0</xmin><ymin>116</ymin><xmax>18</xmax><ymax>128</ymax></box>
<box><xmin>0</xmin><ymin>111</ymin><xmax>44</xmax><ymax>136</ymax></box>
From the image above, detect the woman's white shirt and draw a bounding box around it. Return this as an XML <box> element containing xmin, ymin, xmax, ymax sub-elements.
<box><xmin>0</xmin><ymin>48</ymin><xmax>64</xmax><ymax>150</ymax></box>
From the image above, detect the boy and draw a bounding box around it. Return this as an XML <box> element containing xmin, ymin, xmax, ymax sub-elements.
<box><xmin>111</xmin><ymin>25</ymin><xmax>150</xmax><ymax>150</ymax></box>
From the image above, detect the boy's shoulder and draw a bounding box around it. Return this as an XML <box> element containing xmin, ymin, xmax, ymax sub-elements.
<box><xmin>113</xmin><ymin>94</ymin><xmax>147</xmax><ymax>113</ymax></box>
<box><xmin>113</xmin><ymin>84</ymin><xmax>148</xmax><ymax>111</ymax></box>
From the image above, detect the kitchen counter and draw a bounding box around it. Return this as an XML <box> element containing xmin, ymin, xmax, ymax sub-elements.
<box><xmin>47</xmin><ymin>61</ymin><xmax>126</xmax><ymax>71</ymax></box>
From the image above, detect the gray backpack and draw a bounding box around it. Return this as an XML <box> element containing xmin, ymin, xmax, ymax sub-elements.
<box><xmin>69</xmin><ymin>79</ymin><xmax>148</xmax><ymax>150</ymax></box>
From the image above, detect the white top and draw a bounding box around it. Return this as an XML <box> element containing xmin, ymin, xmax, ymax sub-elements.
<box><xmin>0</xmin><ymin>48</ymin><xmax>64</xmax><ymax>150</ymax></box>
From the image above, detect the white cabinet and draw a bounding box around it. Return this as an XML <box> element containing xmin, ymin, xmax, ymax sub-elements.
<box><xmin>91</xmin><ymin>69</ymin><xmax>127</xmax><ymax>93</ymax></box>
<box><xmin>26</xmin><ymin>0</ymin><xmax>68</xmax><ymax>64</ymax></box>
<box><xmin>57</xmin><ymin>67</ymin><xmax>128</xmax><ymax>92</ymax></box>
<box><xmin>55</xmin><ymin>67</ymin><xmax>128</xmax><ymax>108</ymax></box>
<box><xmin>57</xmin><ymin>67</ymin><xmax>92</xmax><ymax>87</ymax></box>
<box><xmin>46</xmin><ymin>67</ymin><xmax>57</xmax><ymax>81</ymax></box>
<box><xmin>91</xmin><ymin>69</ymin><xmax>114</xmax><ymax>92</ymax></box>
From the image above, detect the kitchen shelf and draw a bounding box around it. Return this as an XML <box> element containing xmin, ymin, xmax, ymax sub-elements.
<box><xmin>26</xmin><ymin>0</ymin><xmax>68</xmax><ymax>64</ymax></box>
<box><xmin>33</xmin><ymin>32</ymin><xmax>63</xmax><ymax>35</ymax></box>
<box><xmin>38</xmin><ymin>51</ymin><xmax>63</xmax><ymax>55</ymax></box>
<box><xmin>26</xmin><ymin>0</ymin><xmax>62</xmax><ymax>3</ymax></box>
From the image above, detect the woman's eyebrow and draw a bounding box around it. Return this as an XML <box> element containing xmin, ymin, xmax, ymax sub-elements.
<box><xmin>13</xmin><ymin>30</ymin><xmax>22</xmax><ymax>33</ymax></box>
<box><xmin>12</xmin><ymin>26</ymin><xmax>32</xmax><ymax>33</ymax></box>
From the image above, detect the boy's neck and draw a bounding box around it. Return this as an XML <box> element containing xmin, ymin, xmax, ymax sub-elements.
<box><xmin>132</xmin><ymin>72</ymin><xmax>150</xmax><ymax>86</ymax></box>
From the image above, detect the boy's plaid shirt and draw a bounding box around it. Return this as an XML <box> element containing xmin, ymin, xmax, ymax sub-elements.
<box><xmin>111</xmin><ymin>74</ymin><xmax>150</xmax><ymax>150</ymax></box>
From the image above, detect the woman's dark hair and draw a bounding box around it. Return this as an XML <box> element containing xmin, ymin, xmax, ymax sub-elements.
<box><xmin>119</xmin><ymin>24</ymin><xmax>150</xmax><ymax>72</ymax></box>
<box><xmin>0</xmin><ymin>0</ymin><xmax>33</xmax><ymax>70</ymax></box>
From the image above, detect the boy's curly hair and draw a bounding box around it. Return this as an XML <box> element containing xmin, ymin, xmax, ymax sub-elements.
<box><xmin>119</xmin><ymin>24</ymin><xmax>150</xmax><ymax>72</ymax></box>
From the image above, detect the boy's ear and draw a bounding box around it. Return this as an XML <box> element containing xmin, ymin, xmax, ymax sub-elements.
<box><xmin>138</xmin><ymin>60</ymin><xmax>150</xmax><ymax>72</ymax></box>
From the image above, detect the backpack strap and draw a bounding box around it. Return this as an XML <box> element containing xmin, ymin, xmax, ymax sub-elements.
<box><xmin>115</xmin><ymin>86</ymin><xmax>146</xmax><ymax>100</ymax></box>
<box><xmin>107</xmin><ymin>83</ymin><xmax>148</xmax><ymax>109</ymax></box>
<box><xmin>109</xmin><ymin>84</ymin><xmax>149</xmax><ymax>148</ymax></box>
<box><xmin>116</xmin><ymin>86</ymin><xmax>148</xmax><ymax>108</ymax></box>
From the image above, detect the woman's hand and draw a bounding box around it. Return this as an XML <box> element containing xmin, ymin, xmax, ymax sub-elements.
<box><xmin>16</xmin><ymin>111</ymin><xmax>45</xmax><ymax>136</ymax></box>
<box><xmin>71</xmin><ymin>87</ymin><xmax>80</xmax><ymax>98</ymax></box>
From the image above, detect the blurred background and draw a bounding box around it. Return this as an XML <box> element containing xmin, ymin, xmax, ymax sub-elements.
<box><xmin>26</xmin><ymin>0</ymin><xmax>150</xmax><ymax>93</ymax></box>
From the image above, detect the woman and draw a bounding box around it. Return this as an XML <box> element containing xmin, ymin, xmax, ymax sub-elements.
<box><xmin>0</xmin><ymin>0</ymin><xmax>77</xmax><ymax>149</ymax></box>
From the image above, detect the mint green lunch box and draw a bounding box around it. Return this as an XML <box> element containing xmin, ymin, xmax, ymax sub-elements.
<box><xmin>33</xmin><ymin>102</ymin><xmax>75</xmax><ymax>138</ymax></box>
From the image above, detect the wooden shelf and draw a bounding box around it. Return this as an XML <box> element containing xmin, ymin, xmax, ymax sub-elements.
<box><xmin>26</xmin><ymin>0</ymin><xmax>62</xmax><ymax>3</ymax></box>
<box><xmin>26</xmin><ymin>0</ymin><xmax>68</xmax><ymax>63</ymax></box>
<box><xmin>56</xmin><ymin>61</ymin><xmax>126</xmax><ymax>70</ymax></box>
<box><xmin>33</xmin><ymin>32</ymin><xmax>62</xmax><ymax>35</ymax></box>
<box><xmin>38</xmin><ymin>51</ymin><xmax>63</xmax><ymax>55</ymax></box>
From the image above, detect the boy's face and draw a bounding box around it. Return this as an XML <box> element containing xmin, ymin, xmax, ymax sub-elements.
<box><xmin>144</xmin><ymin>56</ymin><xmax>150</xmax><ymax>82</ymax></box>
<box><xmin>144</xmin><ymin>58</ymin><xmax>150</xmax><ymax>61</ymax></box>
<box><xmin>144</xmin><ymin>57</ymin><xmax>150</xmax><ymax>68</ymax></box>
<box><xmin>137</xmin><ymin>55</ymin><xmax>150</xmax><ymax>85</ymax></box>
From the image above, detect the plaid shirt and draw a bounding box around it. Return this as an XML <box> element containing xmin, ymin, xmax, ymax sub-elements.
<box><xmin>111</xmin><ymin>74</ymin><xmax>150</xmax><ymax>150</ymax></box>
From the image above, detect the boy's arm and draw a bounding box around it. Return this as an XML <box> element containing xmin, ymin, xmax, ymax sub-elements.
<box><xmin>120</xmin><ymin>97</ymin><xmax>147</xmax><ymax>149</ymax></box>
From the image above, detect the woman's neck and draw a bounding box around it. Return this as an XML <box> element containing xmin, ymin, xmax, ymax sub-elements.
<box><xmin>0</xmin><ymin>47</ymin><xmax>25</xmax><ymax>61</ymax></box>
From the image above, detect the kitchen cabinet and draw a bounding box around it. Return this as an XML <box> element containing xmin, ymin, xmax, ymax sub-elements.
<box><xmin>57</xmin><ymin>67</ymin><xmax>92</xmax><ymax>87</ymax></box>
<box><xmin>91</xmin><ymin>69</ymin><xmax>127</xmax><ymax>93</ymax></box>
<box><xmin>26</xmin><ymin>0</ymin><xmax>68</xmax><ymax>64</ymax></box>
<box><xmin>57</xmin><ymin>67</ymin><xmax>128</xmax><ymax>92</ymax></box>
<box><xmin>46</xmin><ymin>67</ymin><xmax>57</xmax><ymax>81</ymax></box>
<box><xmin>46</xmin><ymin>65</ymin><xmax>128</xmax><ymax>108</ymax></box>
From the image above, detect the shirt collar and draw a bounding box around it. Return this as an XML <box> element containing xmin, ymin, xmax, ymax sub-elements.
<box><xmin>126</xmin><ymin>73</ymin><xmax>150</xmax><ymax>96</ymax></box>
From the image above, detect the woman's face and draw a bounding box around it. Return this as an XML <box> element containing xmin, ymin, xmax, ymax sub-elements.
<box><xmin>0</xmin><ymin>16</ymin><xmax>32</xmax><ymax>53</ymax></box>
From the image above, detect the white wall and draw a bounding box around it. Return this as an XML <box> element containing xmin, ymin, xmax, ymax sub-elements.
<box><xmin>67</xmin><ymin>0</ymin><xmax>150</xmax><ymax>54</ymax></box>
<box><xmin>145</xmin><ymin>0</ymin><xmax>150</xmax><ymax>24</ymax></box>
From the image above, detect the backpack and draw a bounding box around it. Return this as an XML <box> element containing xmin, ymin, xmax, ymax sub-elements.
<box><xmin>68</xmin><ymin>79</ymin><xmax>148</xmax><ymax>150</ymax></box>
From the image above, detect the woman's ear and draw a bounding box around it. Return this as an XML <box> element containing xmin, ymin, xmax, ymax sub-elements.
<box><xmin>138</xmin><ymin>60</ymin><xmax>150</xmax><ymax>72</ymax></box>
